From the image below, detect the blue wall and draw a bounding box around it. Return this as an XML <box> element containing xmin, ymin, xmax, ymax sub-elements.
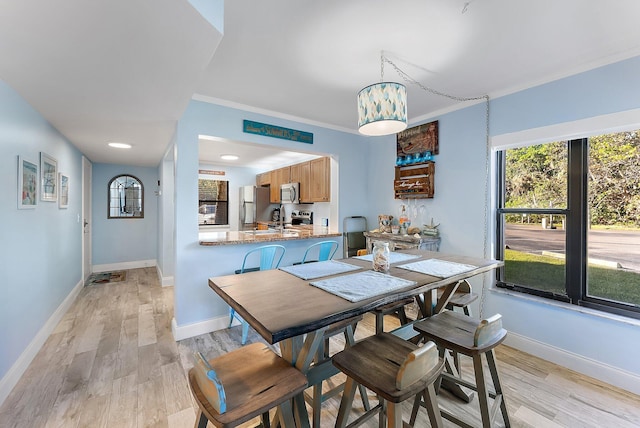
<box><xmin>172</xmin><ymin>100</ymin><xmax>373</xmax><ymax>329</ymax></box>
<box><xmin>91</xmin><ymin>163</ymin><xmax>159</xmax><ymax>268</ymax></box>
<box><xmin>0</xmin><ymin>80</ymin><xmax>83</xmax><ymax>381</ymax></box>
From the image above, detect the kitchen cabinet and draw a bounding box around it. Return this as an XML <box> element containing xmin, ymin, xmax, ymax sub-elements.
<box><xmin>309</xmin><ymin>157</ymin><xmax>330</xmax><ymax>202</ymax></box>
<box><xmin>269</xmin><ymin>166</ymin><xmax>291</xmax><ymax>203</ymax></box>
<box><xmin>290</xmin><ymin>162</ymin><xmax>310</xmax><ymax>202</ymax></box>
<box><xmin>259</xmin><ymin>157</ymin><xmax>330</xmax><ymax>203</ymax></box>
<box><xmin>256</xmin><ymin>172</ymin><xmax>270</xmax><ymax>187</ymax></box>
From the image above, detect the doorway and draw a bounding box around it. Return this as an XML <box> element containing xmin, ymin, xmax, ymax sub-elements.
<box><xmin>82</xmin><ymin>156</ymin><xmax>92</xmax><ymax>282</ymax></box>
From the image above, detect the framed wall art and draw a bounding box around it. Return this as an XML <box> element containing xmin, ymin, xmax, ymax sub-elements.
<box><xmin>18</xmin><ymin>156</ymin><xmax>38</xmax><ymax>209</ymax></box>
<box><xmin>40</xmin><ymin>152</ymin><xmax>58</xmax><ymax>202</ymax></box>
<box><xmin>59</xmin><ymin>173</ymin><xmax>69</xmax><ymax>208</ymax></box>
<box><xmin>396</xmin><ymin>120</ymin><xmax>439</xmax><ymax>158</ymax></box>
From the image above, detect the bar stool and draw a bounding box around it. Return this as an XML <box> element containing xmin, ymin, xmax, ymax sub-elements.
<box><xmin>412</xmin><ymin>311</ymin><xmax>511</xmax><ymax>428</ymax></box>
<box><xmin>300</xmin><ymin>240</ymin><xmax>339</xmax><ymax>264</ymax></box>
<box><xmin>188</xmin><ymin>343</ymin><xmax>307</xmax><ymax>428</ymax></box>
<box><xmin>332</xmin><ymin>332</ymin><xmax>444</xmax><ymax>428</ymax></box>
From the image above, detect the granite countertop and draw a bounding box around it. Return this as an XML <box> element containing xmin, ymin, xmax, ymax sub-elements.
<box><xmin>199</xmin><ymin>226</ymin><xmax>341</xmax><ymax>246</ymax></box>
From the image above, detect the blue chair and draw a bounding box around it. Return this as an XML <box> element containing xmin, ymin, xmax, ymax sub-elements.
<box><xmin>300</xmin><ymin>240</ymin><xmax>339</xmax><ymax>264</ymax></box>
<box><xmin>230</xmin><ymin>244</ymin><xmax>286</xmax><ymax>344</ymax></box>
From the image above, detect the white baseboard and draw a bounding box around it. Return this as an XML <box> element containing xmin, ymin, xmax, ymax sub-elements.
<box><xmin>92</xmin><ymin>259</ymin><xmax>157</xmax><ymax>273</ymax></box>
<box><xmin>155</xmin><ymin>265</ymin><xmax>173</xmax><ymax>287</ymax></box>
<box><xmin>505</xmin><ymin>331</ymin><xmax>640</xmax><ymax>396</ymax></box>
<box><xmin>171</xmin><ymin>315</ymin><xmax>238</xmax><ymax>341</ymax></box>
<box><xmin>0</xmin><ymin>279</ymin><xmax>83</xmax><ymax>407</ymax></box>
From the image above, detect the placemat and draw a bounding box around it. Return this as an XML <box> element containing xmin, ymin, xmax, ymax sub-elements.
<box><xmin>279</xmin><ymin>260</ymin><xmax>360</xmax><ymax>280</ymax></box>
<box><xmin>354</xmin><ymin>252</ymin><xmax>420</xmax><ymax>264</ymax></box>
<box><xmin>310</xmin><ymin>271</ymin><xmax>417</xmax><ymax>302</ymax></box>
<box><xmin>397</xmin><ymin>259</ymin><xmax>478</xmax><ymax>278</ymax></box>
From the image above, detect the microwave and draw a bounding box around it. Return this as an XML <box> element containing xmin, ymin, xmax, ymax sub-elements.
<box><xmin>280</xmin><ymin>182</ymin><xmax>300</xmax><ymax>204</ymax></box>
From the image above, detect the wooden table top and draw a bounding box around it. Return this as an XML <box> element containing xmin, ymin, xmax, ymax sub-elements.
<box><xmin>208</xmin><ymin>249</ymin><xmax>502</xmax><ymax>344</ymax></box>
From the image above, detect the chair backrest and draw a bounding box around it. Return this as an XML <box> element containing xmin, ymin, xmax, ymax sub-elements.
<box><xmin>301</xmin><ymin>240</ymin><xmax>338</xmax><ymax>264</ymax></box>
<box><xmin>395</xmin><ymin>340</ymin><xmax>439</xmax><ymax>390</ymax></box>
<box><xmin>474</xmin><ymin>313</ymin><xmax>505</xmax><ymax>347</ymax></box>
<box><xmin>240</xmin><ymin>244</ymin><xmax>286</xmax><ymax>273</ymax></box>
<box><xmin>192</xmin><ymin>352</ymin><xmax>227</xmax><ymax>413</ymax></box>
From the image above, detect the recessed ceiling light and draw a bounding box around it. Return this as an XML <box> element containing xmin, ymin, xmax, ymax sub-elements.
<box><xmin>108</xmin><ymin>142</ymin><xmax>132</xmax><ymax>149</ymax></box>
<box><xmin>220</xmin><ymin>154</ymin><xmax>239</xmax><ymax>160</ymax></box>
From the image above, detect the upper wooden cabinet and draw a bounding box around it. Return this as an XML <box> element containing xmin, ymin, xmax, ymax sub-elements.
<box><xmin>259</xmin><ymin>157</ymin><xmax>330</xmax><ymax>203</ymax></box>
<box><xmin>291</xmin><ymin>162</ymin><xmax>311</xmax><ymax>202</ymax></box>
<box><xmin>269</xmin><ymin>166</ymin><xmax>291</xmax><ymax>203</ymax></box>
<box><xmin>256</xmin><ymin>172</ymin><xmax>270</xmax><ymax>187</ymax></box>
<box><xmin>309</xmin><ymin>157</ymin><xmax>330</xmax><ymax>202</ymax></box>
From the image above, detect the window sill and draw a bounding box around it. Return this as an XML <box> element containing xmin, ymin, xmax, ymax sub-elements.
<box><xmin>490</xmin><ymin>286</ymin><xmax>640</xmax><ymax>328</ymax></box>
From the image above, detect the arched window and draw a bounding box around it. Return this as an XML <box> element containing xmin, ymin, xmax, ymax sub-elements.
<box><xmin>108</xmin><ymin>174</ymin><xmax>144</xmax><ymax>218</ymax></box>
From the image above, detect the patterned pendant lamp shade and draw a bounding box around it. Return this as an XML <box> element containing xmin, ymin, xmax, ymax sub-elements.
<box><xmin>357</xmin><ymin>82</ymin><xmax>407</xmax><ymax>136</ymax></box>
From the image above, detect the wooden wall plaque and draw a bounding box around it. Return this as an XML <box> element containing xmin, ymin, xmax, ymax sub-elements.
<box><xmin>394</xmin><ymin>162</ymin><xmax>434</xmax><ymax>199</ymax></box>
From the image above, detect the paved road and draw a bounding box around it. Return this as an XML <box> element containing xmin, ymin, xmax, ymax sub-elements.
<box><xmin>505</xmin><ymin>224</ymin><xmax>640</xmax><ymax>273</ymax></box>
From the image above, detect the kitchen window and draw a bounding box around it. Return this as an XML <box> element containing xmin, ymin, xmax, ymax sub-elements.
<box><xmin>198</xmin><ymin>178</ymin><xmax>228</xmax><ymax>226</ymax></box>
<box><xmin>495</xmin><ymin>130</ymin><xmax>640</xmax><ymax>319</ymax></box>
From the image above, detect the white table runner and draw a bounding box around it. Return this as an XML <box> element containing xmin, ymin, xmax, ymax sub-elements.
<box><xmin>279</xmin><ymin>260</ymin><xmax>360</xmax><ymax>280</ymax></box>
<box><xmin>310</xmin><ymin>271</ymin><xmax>417</xmax><ymax>302</ymax></box>
<box><xmin>397</xmin><ymin>259</ymin><xmax>478</xmax><ymax>278</ymax></box>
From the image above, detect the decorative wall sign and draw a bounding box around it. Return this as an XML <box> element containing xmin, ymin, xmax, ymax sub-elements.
<box><xmin>394</xmin><ymin>162</ymin><xmax>435</xmax><ymax>199</ymax></box>
<box><xmin>18</xmin><ymin>156</ymin><xmax>38</xmax><ymax>209</ymax></box>
<box><xmin>199</xmin><ymin>169</ymin><xmax>225</xmax><ymax>176</ymax></box>
<box><xmin>396</xmin><ymin>120</ymin><xmax>439</xmax><ymax>156</ymax></box>
<box><xmin>59</xmin><ymin>173</ymin><xmax>69</xmax><ymax>208</ymax></box>
<box><xmin>243</xmin><ymin>120</ymin><xmax>313</xmax><ymax>144</ymax></box>
<box><xmin>40</xmin><ymin>152</ymin><xmax>57</xmax><ymax>202</ymax></box>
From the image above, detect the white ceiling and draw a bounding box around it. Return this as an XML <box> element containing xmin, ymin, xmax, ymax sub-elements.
<box><xmin>2</xmin><ymin>0</ymin><xmax>640</xmax><ymax>167</ymax></box>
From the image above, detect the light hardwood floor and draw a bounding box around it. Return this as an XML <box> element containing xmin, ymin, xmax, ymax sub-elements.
<box><xmin>1</xmin><ymin>268</ymin><xmax>639</xmax><ymax>428</ymax></box>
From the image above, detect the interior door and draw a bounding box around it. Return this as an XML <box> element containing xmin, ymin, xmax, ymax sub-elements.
<box><xmin>82</xmin><ymin>156</ymin><xmax>92</xmax><ymax>281</ymax></box>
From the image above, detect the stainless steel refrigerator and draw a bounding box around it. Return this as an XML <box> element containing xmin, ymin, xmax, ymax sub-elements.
<box><xmin>239</xmin><ymin>186</ymin><xmax>273</xmax><ymax>230</ymax></box>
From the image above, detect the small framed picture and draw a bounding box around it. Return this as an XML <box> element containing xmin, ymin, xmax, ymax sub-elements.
<box><xmin>40</xmin><ymin>152</ymin><xmax>58</xmax><ymax>202</ymax></box>
<box><xmin>59</xmin><ymin>173</ymin><xmax>69</xmax><ymax>208</ymax></box>
<box><xmin>18</xmin><ymin>156</ymin><xmax>38</xmax><ymax>209</ymax></box>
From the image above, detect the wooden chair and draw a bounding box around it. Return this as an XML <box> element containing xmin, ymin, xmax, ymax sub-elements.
<box><xmin>437</xmin><ymin>279</ymin><xmax>478</xmax><ymax>316</ymax></box>
<box><xmin>300</xmin><ymin>240</ymin><xmax>339</xmax><ymax>264</ymax></box>
<box><xmin>230</xmin><ymin>244</ymin><xmax>285</xmax><ymax>344</ymax></box>
<box><xmin>332</xmin><ymin>332</ymin><xmax>444</xmax><ymax>428</ymax></box>
<box><xmin>412</xmin><ymin>311</ymin><xmax>511</xmax><ymax>428</ymax></box>
<box><xmin>188</xmin><ymin>343</ymin><xmax>307</xmax><ymax>428</ymax></box>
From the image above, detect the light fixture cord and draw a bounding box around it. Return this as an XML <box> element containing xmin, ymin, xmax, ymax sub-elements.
<box><xmin>383</xmin><ymin>55</ymin><xmax>491</xmax><ymax>318</ymax></box>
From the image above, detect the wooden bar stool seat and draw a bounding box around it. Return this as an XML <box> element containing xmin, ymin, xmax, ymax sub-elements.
<box><xmin>413</xmin><ymin>311</ymin><xmax>511</xmax><ymax>428</ymax></box>
<box><xmin>436</xmin><ymin>279</ymin><xmax>478</xmax><ymax>315</ymax></box>
<box><xmin>188</xmin><ymin>343</ymin><xmax>307</xmax><ymax>428</ymax></box>
<box><xmin>332</xmin><ymin>332</ymin><xmax>444</xmax><ymax>428</ymax></box>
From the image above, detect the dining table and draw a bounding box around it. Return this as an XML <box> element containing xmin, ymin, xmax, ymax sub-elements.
<box><xmin>208</xmin><ymin>248</ymin><xmax>503</xmax><ymax>427</ymax></box>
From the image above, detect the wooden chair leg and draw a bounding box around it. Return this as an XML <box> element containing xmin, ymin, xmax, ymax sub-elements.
<box><xmin>261</xmin><ymin>411</ymin><xmax>271</xmax><ymax>428</ymax></box>
<box><xmin>473</xmin><ymin>354</ymin><xmax>492</xmax><ymax>427</ymax></box>
<box><xmin>386</xmin><ymin>401</ymin><xmax>402</xmax><ymax>428</ymax></box>
<box><xmin>486</xmin><ymin>349</ymin><xmax>511</xmax><ymax>427</ymax></box>
<box><xmin>277</xmin><ymin>399</ymin><xmax>297</xmax><ymax>428</ymax></box>
<box><xmin>195</xmin><ymin>410</ymin><xmax>208</xmax><ymax>428</ymax></box>
<box><xmin>335</xmin><ymin>377</ymin><xmax>358</xmax><ymax>428</ymax></box>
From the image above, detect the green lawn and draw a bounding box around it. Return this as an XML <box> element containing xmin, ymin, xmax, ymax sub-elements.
<box><xmin>504</xmin><ymin>249</ymin><xmax>640</xmax><ymax>305</ymax></box>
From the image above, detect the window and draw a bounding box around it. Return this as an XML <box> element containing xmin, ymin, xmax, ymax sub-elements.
<box><xmin>496</xmin><ymin>131</ymin><xmax>640</xmax><ymax>319</ymax></box>
<box><xmin>198</xmin><ymin>179</ymin><xmax>228</xmax><ymax>226</ymax></box>
<box><xmin>108</xmin><ymin>175</ymin><xmax>144</xmax><ymax>218</ymax></box>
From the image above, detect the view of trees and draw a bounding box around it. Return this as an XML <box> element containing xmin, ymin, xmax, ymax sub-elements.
<box><xmin>505</xmin><ymin>131</ymin><xmax>640</xmax><ymax>227</ymax></box>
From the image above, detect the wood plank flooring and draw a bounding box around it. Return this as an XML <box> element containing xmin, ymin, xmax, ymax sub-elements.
<box><xmin>1</xmin><ymin>267</ymin><xmax>639</xmax><ymax>427</ymax></box>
